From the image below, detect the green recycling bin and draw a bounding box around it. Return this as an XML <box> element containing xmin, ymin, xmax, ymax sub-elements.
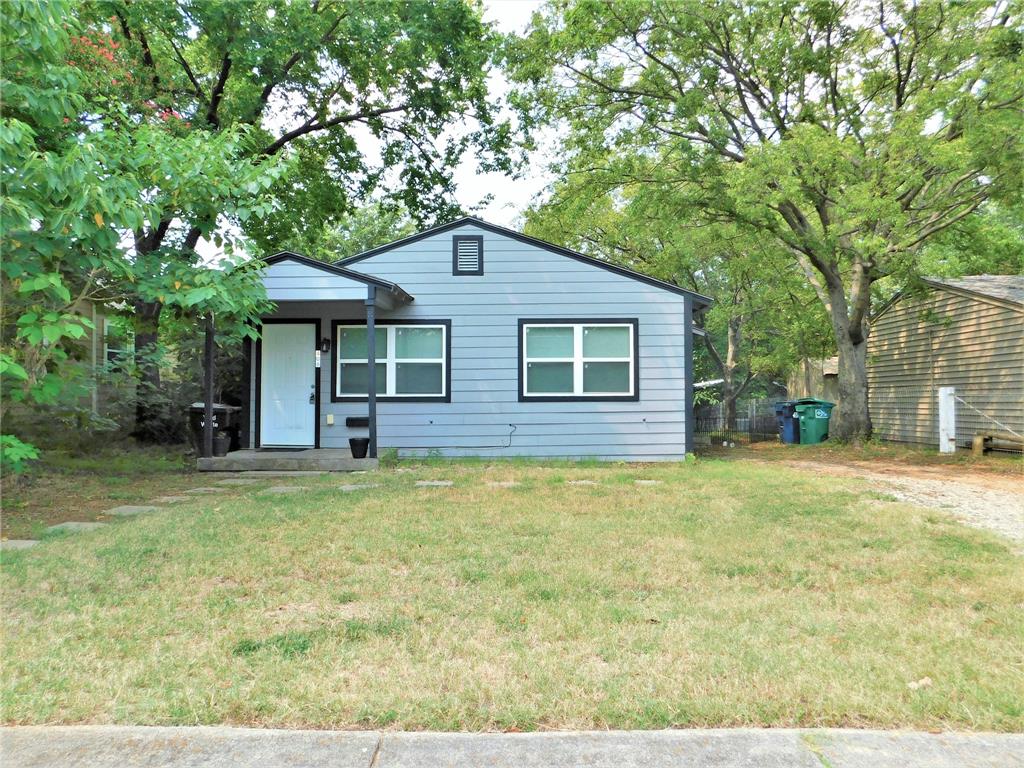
<box><xmin>793</xmin><ymin>398</ymin><xmax>835</xmax><ymax>444</ymax></box>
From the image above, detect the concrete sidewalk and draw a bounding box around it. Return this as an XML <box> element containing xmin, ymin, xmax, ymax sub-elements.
<box><xmin>2</xmin><ymin>727</ymin><xmax>1021</xmax><ymax>767</ymax></box>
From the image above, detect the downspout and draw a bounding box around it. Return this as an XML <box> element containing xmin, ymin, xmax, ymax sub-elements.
<box><xmin>683</xmin><ymin>299</ymin><xmax>695</xmax><ymax>455</ymax></box>
<box><xmin>365</xmin><ymin>286</ymin><xmax>378</xmax><ymax>459</ymax></box>
<box><xmin>203</xmin><ymin>313</ymin><xmax>215</xmax><ymax>459</ymax></box>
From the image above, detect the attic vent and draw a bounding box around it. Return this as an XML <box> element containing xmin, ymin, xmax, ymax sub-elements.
<box><xmin>452</xmin><ymin>235</ymin><xmax>483</xmax><ymax>276</ymax></box>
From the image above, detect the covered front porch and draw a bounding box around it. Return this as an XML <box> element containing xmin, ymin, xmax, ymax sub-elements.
<box><xmin>196</xmin><ymin>252</ymin><xmax>413</xmax><ymax>471</ymax></box>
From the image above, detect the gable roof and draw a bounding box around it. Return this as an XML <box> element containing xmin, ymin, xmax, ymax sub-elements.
<box><xmin>265</xmin><ymin>251</ymin><xmax>414</xmax><ymax>304</ymax></box>
<box><xmin>924</xmin><ymin>275</ymin><xmax>1024</xmax><ymax>307</ymax></box>
<box><xmin>334</xmin><ymin>216</ymin><xmax>714</xmax><ymax>308</ymax></box>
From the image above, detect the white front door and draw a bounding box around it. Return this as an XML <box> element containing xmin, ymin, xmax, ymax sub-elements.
<box><xmin>260</xmin><ymin>323</ymin><xmax>316</xmax><ymax>447</ymax></box>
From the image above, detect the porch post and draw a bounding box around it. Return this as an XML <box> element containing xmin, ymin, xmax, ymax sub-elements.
<box><xmin>365</xmin><ymin>286</ymin><xmax>378</xmax><ymax>459</ymax></box>
<box><xmin>203</xmin><ymin>313</ymin><xmax>215</xmax><ymax>459</ymax></box>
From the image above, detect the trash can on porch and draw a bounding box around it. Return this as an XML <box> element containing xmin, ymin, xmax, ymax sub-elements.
<box><xmin>774</xmin><ymin>401</ymin><xmax>800</xmax><ymax>444</ymax></box>
<box><xmin>188</xmin><ymin>403</ymin><xmax>241</xmax><ymax>455</ymax></box>
<box><xmin>793</xmin><ymin>398</ymin><xmax>835</xmax><ymax>444</ymax></box>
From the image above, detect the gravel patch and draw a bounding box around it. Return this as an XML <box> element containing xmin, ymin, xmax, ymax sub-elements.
<box><xmin>415</xmin><ymin>480</ymin><xmax>453</xmax><ymax>488</ymax></box>
<box><xmin>780</xmin><ymin>460</ymin><xmax>1024</xmax><ymax>552</ymax></box>
<box><xmin>881</xmin><ymin>476</ymin><xmax>1024</xmax><ymax>549</ymax></box>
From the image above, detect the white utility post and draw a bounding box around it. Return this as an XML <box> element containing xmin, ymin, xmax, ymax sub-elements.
<box><xmin>938</xmin><ymin>386</ymin><xmax>956</xmax><ymax>454</ymax></box>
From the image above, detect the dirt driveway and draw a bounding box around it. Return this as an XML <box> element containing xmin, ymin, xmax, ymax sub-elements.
<box><xmin>774</xmin><ymin>456</ymin><xmax>1024</xmax><ymax>552</ymax></box>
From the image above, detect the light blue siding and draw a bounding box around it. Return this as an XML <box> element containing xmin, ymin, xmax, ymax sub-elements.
<box><xmin>261</xmin><ymin>223</ymin><xmax>692</xmax><ymax>460</ymax></box>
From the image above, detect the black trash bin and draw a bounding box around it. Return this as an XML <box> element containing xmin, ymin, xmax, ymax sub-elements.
<box><xmin>188</xmin><ymin>403</ymin><xmax>241</xmax><ymax>454</ymax></box>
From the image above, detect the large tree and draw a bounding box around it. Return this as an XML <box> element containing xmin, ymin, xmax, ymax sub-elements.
<box><xmin>508</xmin><ymin>0</ymin><xmax>1023</xmax><ymax>438</ymax></box>
<box><xmin>77</xmin><ymin>0</ymin><xmax>512</xmax><ymax>439</ymax></box>
<box><xmin>1</xmin><ymin>0</ymin><xmax>277</xmax><ymax>463</ymax></box>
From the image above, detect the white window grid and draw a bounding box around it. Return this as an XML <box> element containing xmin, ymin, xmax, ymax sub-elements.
<box><xmin>336</xmin><ymin>324</ymin><xmax>447</xmax><ymax>397</ymax></box>
<box><xmin>521</xmin><ymin>322</ymin><xmax>634</xmax><ymax>396</ymax></box>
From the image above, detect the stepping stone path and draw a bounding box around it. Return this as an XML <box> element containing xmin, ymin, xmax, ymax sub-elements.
<box><xmin>1</xmin><ymin>540</ymin><xmax>39</xmax><ymax>551</ymax></box>
<box><xmin>634</xmin><ymin>480</ymin><xmax>663</xmax><ymax>486</ymax></box>
<box><xmin>151</xmin><ymin>495</ymin><xmax>190</xmax><ymax>504</ymax></box>
<box><xmin>242</xmin><ymin>471</ymin><xmax>325</xmax><ymax>477</ymax></box>
<box><xmin>215</xmin><ymin>478</ymin><xmax>260</xmax><ymax>486</ymax></box>
<box><xmin>47</xmin><ymin>522</ymin><xmax>106</xmax><ymax>534</ymax></box>
<box><xmin>567</xmin><ymin>480</ymin><xmax>597</xmax><ymax>486</ymax></box>
<box><xmin>487</xmin><ymin>481</ymin><xmax>519</xmax><ymax>488</ymax></box>
<box><xmin>104</xmin><ymin>505</ymin><xmax>159</xmax><ymax>517</ymax></box>
<box><xmin>338</xmin><ymin>484</ymin><xmax>379</xmax><ymax>492</ymax></box>
<box><xmin>264</xmin><ymin>486</ymin><xmax>307</xmax><ymax>494</ymax></box>
<box><xmin>415</xmin><ymin>480</ymin><xmax>453</xmax><ymax>487</ymax></box>
<box><xmin>183</xmin><ymin>487</ymin><xmax>222</xmax><ymax>495</ymax></box>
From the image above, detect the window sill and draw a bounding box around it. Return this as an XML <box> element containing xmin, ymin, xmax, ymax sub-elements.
<box><xmin>331</xmin><ymin>394</ymin><xmax>452</xmax><ymax>404</ymax></box>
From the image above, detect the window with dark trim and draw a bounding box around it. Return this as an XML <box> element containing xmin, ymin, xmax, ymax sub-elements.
<box><xmin>518</xmin><ymin>319</ymin><xmax>639</xmax><ymax>402</ymax></box>
<box><xmin>452</xmin><ymin>235</ymin><xmax>483</xmax><ymax>275</ymax></box>
<box><xmin>332</xmin><ymin>320</ymin><xmax>452</xmax><ymax>403</ymax></box>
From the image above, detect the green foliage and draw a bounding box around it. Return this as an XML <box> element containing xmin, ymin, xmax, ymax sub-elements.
<box><xmin>0</xmin><ymin>434</ymin><xmax>40</xmax><ymax>475</ymax></box>
<box><xmin>508</xmin><ymin>0</ymin><xmax>1024</xmax><ymax>438</ymax></box>
<box><xmin>277</xmin><ymin>203</ymin><xmax>418</xmax><ymax>263</ymax></box>
<box><xmin>1</xmin><ymin>0</ymin><xmax>282</xmax><ymax>452</ymax></box>
<box><xmin>85</xmin><ymin>0</ymin><xmax>514</xmax><ymax>243</ymax></box>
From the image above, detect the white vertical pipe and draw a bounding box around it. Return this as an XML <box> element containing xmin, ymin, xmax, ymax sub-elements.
<box><xmin>938</xmin><ymin>386</ymin><xmax>956</xmax><ymax>454</ymax></box>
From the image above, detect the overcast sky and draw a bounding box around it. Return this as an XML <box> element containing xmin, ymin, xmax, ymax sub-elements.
<box><xmin>197</xmin><ymin>0</ymin><xmax>549</xmax><ymax>263</ymax></box>
<box><xmin>453</xmin><ymin>0</ymin><xmax>550</xmax><ymax>227</ymax></box>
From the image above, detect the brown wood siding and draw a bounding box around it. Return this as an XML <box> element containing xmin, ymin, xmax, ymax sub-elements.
<box><xmin>867</xmin><ymin>289</ymin><xmax>1024</xmax><ymax>447</ymax></box>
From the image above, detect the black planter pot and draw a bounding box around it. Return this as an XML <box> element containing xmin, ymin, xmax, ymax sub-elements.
<box><xmin>212</xmin><ymin>434</ymin><xmax>231</xmax><ymax>457</ymax></box>
<box><xmin>349</xmin><ymin>437</ymin><xmax>370</xmax><ymax>459</ymax></box>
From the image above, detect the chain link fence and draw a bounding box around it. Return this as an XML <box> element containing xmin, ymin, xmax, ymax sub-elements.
<box><xmin>870</xmin><ymin>385</ymin><xmax>1022</xmax><ymax>453</ymax></box>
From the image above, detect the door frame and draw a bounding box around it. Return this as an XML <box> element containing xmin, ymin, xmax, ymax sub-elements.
<box><xmin>255</xmin><ymin>318</ymin><xmax>321</xmax><ymax>449</ymax></box>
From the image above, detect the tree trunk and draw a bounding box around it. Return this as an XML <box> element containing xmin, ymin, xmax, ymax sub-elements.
<box><xmin>722</xmin><ymin>316</ymin><xmax>742</xmax><ymax>430</ymax></box>
<box><xmin>828</xmin><ymin>308</ymin><xmax>872</xmax><ymax>441</ymax></box>
<box><xmin>132</xmin><ymin>298</ymin><xmax>166</xmax><ymax>443</ymax></box>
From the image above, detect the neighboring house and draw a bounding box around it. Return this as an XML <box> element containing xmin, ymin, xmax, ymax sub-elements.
<box><xmin>787</xmin><ymin>357</ymin><xmax>840</xmax><ymax>403</ymax></box>
<box><xmin>70</xmin><ymin>299</ymin><xmax>132</xmax><ymax>413</ymax></box>
<box><xmin>239</xmin><ymin>217</ymin><xmax>712</xmax><ymax>461</ymax></box>
<box><xmin>867</xmin><ymin>275</ymin><xmax>1024</xmax><ymax>448</ymax></box>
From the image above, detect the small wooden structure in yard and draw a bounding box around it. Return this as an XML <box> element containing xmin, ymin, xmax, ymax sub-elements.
<box><xmin>867</xmin><ymin>275</ymin><xmax>1024</xmax><ymax>452</ymax></box>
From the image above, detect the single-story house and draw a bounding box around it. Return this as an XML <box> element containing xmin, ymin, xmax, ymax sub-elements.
<box><xmin>867</xmin><ymin>275</ymin><xmax>1024</xmax><ymax>449</ymax></box>
<box><xmin>209</xmin><ymin>217</ymin><xmax>711</xmax><ymax>468</ymax></box>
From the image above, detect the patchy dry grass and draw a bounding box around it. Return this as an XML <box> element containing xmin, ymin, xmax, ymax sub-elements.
<box><xmin>1</xmin><ymin>446</ymin><xmax>196</xmax><ymax>540</ymax></box>
<box><xmin>2</xmin><ymin>459</ymin><xmax>1022</xmax><ymax>731</ymax></box>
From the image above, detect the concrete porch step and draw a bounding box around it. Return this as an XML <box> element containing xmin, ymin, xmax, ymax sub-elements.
<box><xmin>198</xmin><ymin>449</ymin><xmax>378</xmax><ymax>472</ymax></box>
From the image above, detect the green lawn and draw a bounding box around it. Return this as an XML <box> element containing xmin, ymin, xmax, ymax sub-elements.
<box><xmin>2</xmin><ymin>459</ymin><xmax>1022</xmax><ymax>731</ymax></box>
